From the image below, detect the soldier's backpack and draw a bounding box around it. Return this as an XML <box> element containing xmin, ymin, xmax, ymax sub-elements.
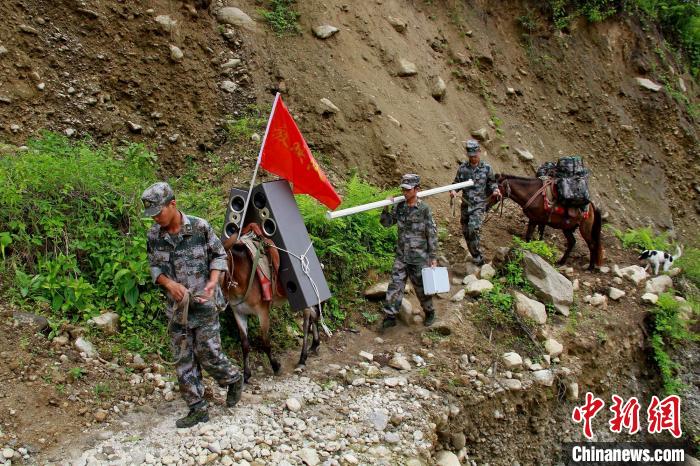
<box><xmin>555</xmin><ymin>156</ymin><xmax>590</xmax><ymax>208</ymax></box>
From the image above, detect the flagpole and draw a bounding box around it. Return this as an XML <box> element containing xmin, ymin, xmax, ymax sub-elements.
<box><xmin>236</xmin><ymin>92</ymin><xmax>281</xmax><ymax>234</ymax></box>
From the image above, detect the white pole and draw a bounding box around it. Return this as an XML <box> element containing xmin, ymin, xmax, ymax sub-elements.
<box><xmin>325</xmin><ymin>180</ymin><xmax>474</xmax><ymax>219</ymax></box>
<box><xmin>235</xmin><ymin>92</ymin><xmax>281</xmax><ymax>233</ymax></box>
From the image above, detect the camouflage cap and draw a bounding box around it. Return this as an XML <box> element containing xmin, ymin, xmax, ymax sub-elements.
<box><xmin>399</xmin><ymin>173</ymin><xmax>420</xmax><ymax>189</ymax></box>
<box><xmin>141</xmin><ymin>182</ymin><xmax>175</xmax><ymax>217</ymax></box>
<box><xmin>464</xmin><ymin>139</ymin><xmax>480</xmax><ymax>155</ymax></box>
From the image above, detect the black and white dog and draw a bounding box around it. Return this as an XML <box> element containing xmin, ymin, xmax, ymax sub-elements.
<box><xmin>638</xmin><ymin>245</ymin><xmax>682</xmax><ymax>275</ymax></box>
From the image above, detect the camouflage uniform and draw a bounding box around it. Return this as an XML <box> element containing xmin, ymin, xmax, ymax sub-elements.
<box><xmin>453</xmin><ymin>159</ymin><xmax>498</xmax><ymax>264</ymax></box>
<box><xmin>146</xmin><ymin>201</ymin><xmax>241</xmax><ymax>408</ymax></box>
<box><xmin>380</xmin><ymin>198</ymin><xmax>438</xmax><ymax>318</ymax></box>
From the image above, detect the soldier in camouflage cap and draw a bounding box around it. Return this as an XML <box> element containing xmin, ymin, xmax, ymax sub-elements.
<box><xmin>380</xmin><ymin>174</ymin><xmax>439</xmax><ymax>329</ymax></box>
<box><xmin>449</xmin><ymin>140</ymin><xmax>501</xmax><ymax>266</ymax></box>
<box><xmin>142</xmin><ymin>182</ymin><xmax>243</xmax><ymax>429</ymax></box>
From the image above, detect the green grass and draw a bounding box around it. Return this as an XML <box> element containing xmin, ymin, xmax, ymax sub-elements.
<box><xmin>259</xmin><ymin>0</ymin><xmax>301</xmax><ymax>35</ymax></box>
<box><xmin>612</xmin><ymin>226</ymin><xmax>672</xmax><ymax>252</ymax></box>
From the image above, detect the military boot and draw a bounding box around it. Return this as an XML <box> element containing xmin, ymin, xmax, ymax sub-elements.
<box><xmin>227</xmin><ymin>377</ymin><xmax>243</xmax><ymax>408</ymax></box>
<box><xmin>175</xmin><ymin>401</ymin><xmax>209</xmax><ymax>428</ymax></box>
<box><xmin>424</xmin><ymin>310</ymin><xmax>436</xmax><ymax>327</ymax></box>
<box><xmin>381</xmin><ymin>316</ymin><xmax>397</xmax><ymax>331</ymax></box>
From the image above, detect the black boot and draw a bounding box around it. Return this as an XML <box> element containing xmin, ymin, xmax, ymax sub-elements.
<box><xmin>381</xmin><ymin>315</ymin><xmax>397</xmax><ymax>330</ymax></box>
<box><xmin>227</xmin><ymin>377</ymin><xmax>243</xmax><ymax>408</ymax></box>
<box><xmin>176</xmin><ymin>401</ymin><xmax>209</xmax><ymax>428</ymax></box>
<box><xmin>424</xmin><ymin>310</ymin><xmax>436</xmax><ymax>327</ymax></box>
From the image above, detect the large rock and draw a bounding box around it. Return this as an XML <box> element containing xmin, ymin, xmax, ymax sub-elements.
<box><xmin>387</xmin><ymin>16</ymin><xmax>407</xmax><ymax>33</ymax></box>
<box><xmin>298</xmin><ymin>447</ymin><xmax>320</xmax><ymax>466</ymax></box>
<box><xmin>608</xmin><ymin>287</ymin><xmax>626</xmax><ymax>300</ymax></box>
<box><xmin>532</xmin><ymin>369</ymin><xmax>554</xmax><ymax>386</ymax></box>
<box><xmin>13</xmin><ymin>312</ymin><xmax>49</xmax><ymax>333</ymax></box>
<box><xmin>515</xmin><ymin>148</ymin><xmax>534</xmax><ymax>161</ymax></box>
<box><xmin>614</xmin><ymin>265</ymin><xmax>648</xmax><ymax>285</ymax></box>
<box><xmin>397</xmin><ymin>59</ymin><xmax>417</xmax><ymax>77</ymax></box>
<box><xmin>466</xmin><ymin>279</ymin><xmax>493</xmax><ymax>296</ymax></box>
<box><xmin>514</xmin><ymin>292</ymin><xmax>547</xmax><ymax>324</ymax></box>
<box><xmin>641</xmin><ymin>293</ymin><xmax>659</xmax><ymax>304</ymax></box>
<box><xmin>502</xmin><ymin>352</ymin><xmax>522</xmax><ymax>369</ymax></box>
<box><xmin>544</xmin><ymin>338</ymin><xmax>563</xmax><ymax>357</ymax></box>
<box><xmin>635</xmin><ymin>77</ymin><xmax>662</xmax><ymax>92</ymax></box>
<box><xmin>435</xmin><ymin>451</ymin><xmax>460</xmax><ymax>466</ymax></box>
<box><xmin>88</xmin><ymin>312</ymin><xmax>120</xmax><ymax>335</ymax></box>
<box><xmin>216</xmin><ymin>7</ymin><xmax>255</xmax><ymax>30</ymax></box>
<box><xmin>499</xmin><ymin>378</ymin><xmax>522</xmax><ymax>391</ymax></box>
<box><xmin>155</xmin><ymin>15</ymin><xmax>177</xmax><ymax>33</ymax></box>
<box><xmin>312</xmin><ymin>25</ymin><xmax>339</xmax><ymax>39</ymax></box>
<box><xmin>74</xmin><ymin>337</ymin><xmax>97</xmax><ymax>358</ymax></box>
<box><xmin>317</xmin><ymin>98</ymin><xmax>339</xmax><ymax>115</ymax></box>
<box><xmin>645</xmin><ymin>275</ymin><xmax>673</xmax><ymax>294</ymax></box>
<box><xmin>450</xmin><ymin>289</ymin><xmax>466</xmax><ymax>302</ymax></box>
<box><xmin>479</xmin><ymin>263</ymin><xmax>496</xmax><ymax>280</ymax></box>
<box><xmin>389</xmin><ymin>353</ymin><xmax>411</xmax><ymax>371</ymax></box>
<box><xmin>431</xmin><ymin>76</ymin><xmax>446</xmax><ymax>101</ymax></box>
<box><xmin>523</xmin><ymin>252</ymin><xmax>573</xmax><ymax>315</ymax></box>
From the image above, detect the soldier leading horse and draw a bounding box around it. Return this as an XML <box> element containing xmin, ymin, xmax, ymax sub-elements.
<box><xmin>491</xmin><ymin>174</ymin><xmax>604</xmax><ymax>270</ymax></box>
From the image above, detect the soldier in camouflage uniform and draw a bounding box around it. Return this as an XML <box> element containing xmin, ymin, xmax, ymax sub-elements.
<box><xmin>142</xmin><ymin>182</ymin><xmax>243</xmax><ymax>429</ymax></box>
<box><xmin>449</xmin><ymin>140</ymin><xmax>501</xmax><ymax>266</ymax></box>
<box><xmin>380</xmin><ymin>174</ymin><xmax>439</xmax><ymax>329</ymax></box>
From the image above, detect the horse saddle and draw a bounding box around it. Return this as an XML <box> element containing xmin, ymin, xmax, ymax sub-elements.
<box><xmin>223</xmin><ymin>223</ymin><xmax>285</xmax><ymax>301</ymax></box>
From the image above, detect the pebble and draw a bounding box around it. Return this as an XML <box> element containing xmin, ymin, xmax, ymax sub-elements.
<box><xmin>286</xmin><ymin>398</ymin><xmax>301</xmax><ymax>412</ymax></box>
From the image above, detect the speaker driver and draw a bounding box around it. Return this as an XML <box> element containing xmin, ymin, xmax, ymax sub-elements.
<box><xmin>253</xmin><ymin>191</ymin><xmax>267</xmax><ymax>209</ymax></box>
<box><xmin>229</xmin><ymin>195</ymin><xmax>245</xmax><ymax>213</ymax></box>
<box><xmin>262</xmin><ymin>218</ymin><xmax>277</xmax><ymax>237</ymax></box>
<box><xmin>259</xmin><ymin>207</ymin><xmax>271</xmax><ymax>220</ymax></box>
<box><xmin>224</xmin><ymin>221</ymin><xmax>240</xmax><ymax>239</ymax></box>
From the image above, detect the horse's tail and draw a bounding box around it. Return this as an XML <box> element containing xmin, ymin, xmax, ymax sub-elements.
<box><xmin>592</xmin><ymin>205</ymin><xmax>603</xmax><ymax>266</ymax></box>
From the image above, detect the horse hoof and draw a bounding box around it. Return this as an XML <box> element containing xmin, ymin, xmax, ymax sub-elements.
<box><xmin>295</xmin><ymin>364</ymin><xmax>305</xmax><ymax>373</ymax></box>
<box><xmin>272</xmin><ymin>361</ymin><xmax>282</xmax><ymax>375</ymax></box>
<box><xmin>243</xmin><ymin>372</ymin><xmax>251</xmax><ymax>383</ymax></box>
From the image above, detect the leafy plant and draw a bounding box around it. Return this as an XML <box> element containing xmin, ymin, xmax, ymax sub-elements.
<box><xmin>259</xmin><ymin>0</ymin><xmax>301</xmax><ymax>35</ymax></box>
<box><xmin>675</xmin><ymin>244</ymin><xmax>700</xmax><ymax>290</ymax></box>
<box><xmin>68</xmin><ymin>367</ymin><xmax>85</xmax><ymax>380</ymax></box>
<box><xmin>649</xmin><ymin>293</ymin><xmax>699</xmax><ymax>394</ymax></box>
<box><xmin>512</xmin><ymin>236</ymin><xmax>559</xmax><ymax>264</ymax></box>
<box><xmin>612</xmin><ymin>227</ymin><xmax>672</xmax><ymax>252</ymax></box>
<box><xmin>361</xmin><ymin>310</ymin><xmax>380</xmax><ymax>324</ymax></box>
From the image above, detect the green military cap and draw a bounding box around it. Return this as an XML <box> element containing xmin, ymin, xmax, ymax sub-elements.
<box><xmin>141</xmin><ymin>182</ymin><xmax>175</xmax><ymax>217</ymax></box>
<box><xmin>400</xmin><ymin>174</ymin><xmax>420</xmax><ymax>189</ymax></box>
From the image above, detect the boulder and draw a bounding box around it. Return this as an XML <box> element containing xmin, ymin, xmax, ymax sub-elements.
<box><xmin>88</xmin><ymin>312</ymin><xmax>120</xmax><ymax>335</ymax></box>
<box><xmin>387</xmin><ymin>16</ymin><xmax>407</xmax><ymax>33</ymax></box>
<box><xmin>514</xmin><ymin>292</ymin><xmax>547</xmax><ymax>324</ymax></box>
<box><xmin>641</xmin><ymin>293</ymin><xmax>659</xmax><ymax>305</ymax></box>
<box><xmin>635</xmin><ymin>77</ymin><xmax>662</xmax><ymax>92</ymax></box>
<box><xmin>364</xmin><ymin>282</ymin><xmax>389</xmax><ymax>299</ymax></box>
<box><xmin>588</xmin><ymin>293</ymin><xmax>607</xmax><ymax>307</ymax></box>
<box><xmin>614</xmin><ymin>265</ymin><xmax>648</xmax><ymax>285</ymax></box>
<box><xmin>543</xmin><ymin>338</ymin><xmax>563</xmax><ymax>357</ymax></box>
<box><xmin>462</xmin><ymin>274</ymin><xmax>478</xmax><ymax>286</ymax></box>
<box><xmin>499</xmin><ymin>378</ymin><xmax>522</xmax><ymax>391</ymax></box>
<box><xmin>155</xmin><ymin>15</ymin><xmax>177</xmax><ymax>33</ymax></box>
<box><xmin>216</xmin><ymin>7</ymin><xmax>255</xmax><ymax>30</ymax></box>
<box><xmin>502</xmin><ymin>352</ymin><xmax>522</xmax><ymax>369</ymax></box>
<box><xmin>466</xmin><ymin>279</ymin><xmax>493</xmax><ymax>296</ymax></box>
<box><xmin>523</xmin><ymin>252</ymin><xmax>573</xmax><ymax>315</ymax></box>
<box><xmin>389</xmin><ymin>353</ymin><xmax>411</xmax><ymax>371</ymax></box>
<box><xmin>317</xmin><ymin>98</ymin><xmax>339</xmax><ymax>115</ymax></box>
<box><xmin>13</xmin><ymin>312</ymin><xmax>49</xmax><ymax>333</ymax></box>
<box><xmin>645</xmin><ymin>275</ymin><xmax>673</xmax><ymax>294</ymax></box>
<box><xmin>450</xmin><ymin>289</ymin><xmax>466</xmax><ymax>302</ymax></box>
<box><xmin>431</xmin><ymin>76</ymin><xmax>446</xmax><ymax>101</ymax></box>
<box><xmin>312</xmin><ymin>25</ymin><xmax>339</xmax><ymax>39</ymax></box>
<box><xmin>479</xmin><ymin>263</ymin><xmax>496</xmax><ymax>280</ymax></box>
<box><xmin>471</xmin><ymin>128</ymin><xmax>489</xmax><ymax>141</ymax></box>
<box><xmin>532</xmin><ymin>369</ymin><xmax>554</xmax><ymax>386</ymax></box>
<box><xmin>397</xmin><ymin>59</ymin><xmax>417</xmax><ymax>77</ymax></box>
<box><xmin>74</xmin><ymin>337</ymin><xmax>97</xmax><ymax>358</ymax></box>
<box><xmin>608</xmin><ymin>287</ymin><xmax>626</xmax><ymax>300</ymax></box>
<box><xmin>515</xmin><ymin>148</ymin><xmax>534</xmax><ymax>161</ymax></box>
<box><xmin>435</xmin><ymin>451</ymin><xmax>460</xmax><ymax>466</ymax></box>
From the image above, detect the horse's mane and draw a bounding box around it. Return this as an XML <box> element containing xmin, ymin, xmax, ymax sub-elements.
<box><xmin>496</xmin><ymin>173</ymin><xmax>538</xmax><ymax>181</ymax></box>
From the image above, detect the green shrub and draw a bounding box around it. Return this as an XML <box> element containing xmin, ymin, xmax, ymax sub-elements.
<box><xmin>612</xmin><ymin>226</ymin><xmax>672</xmax><ymax>251</ymax></box>
<box><xmin>649</xmin><ymin>293</ymin><xmax>699</xmax><ymax>394</ymax></box>
<box><xmin>260</xmin><ymin>0</ymin><xmax>301</xmax><ymax>35</ymax></box>
<box><xmin>512</xmin><ymin>236</ymin><xmax>559</xmax><ymax>264</ymax></box>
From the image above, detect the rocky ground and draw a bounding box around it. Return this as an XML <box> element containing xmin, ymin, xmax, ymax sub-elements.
<box><xmin>1</xmin><ymin>201</ymin><xmax>698</xmax><ymax>465</ymax></box>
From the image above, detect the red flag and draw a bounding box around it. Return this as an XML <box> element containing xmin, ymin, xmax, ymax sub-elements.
<box><xmin>259</xmin><ymin>95</ymin><xmax>342</xmax><ymax>210</ymax></box>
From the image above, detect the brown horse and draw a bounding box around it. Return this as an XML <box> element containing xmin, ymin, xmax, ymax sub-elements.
<box><xmin>221</xmin><ymin>238</ymin><xmax>321</xmax><ymax>382</ymax></box>
<box><xmin>492</xmin><ymin>174</ymin><xmax>604</xmax><ymax>270</ymax></box>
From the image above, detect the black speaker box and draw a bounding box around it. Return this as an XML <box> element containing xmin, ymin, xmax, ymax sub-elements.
<box><xmin>222</xmin><ymin>187</ymin><xmax>250</xmax><ymax>240</ymax></box>
<box><xmin>247</xmin><ymin>180</ymin><xmax>331</xmax><ymax>310</ymax></box>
